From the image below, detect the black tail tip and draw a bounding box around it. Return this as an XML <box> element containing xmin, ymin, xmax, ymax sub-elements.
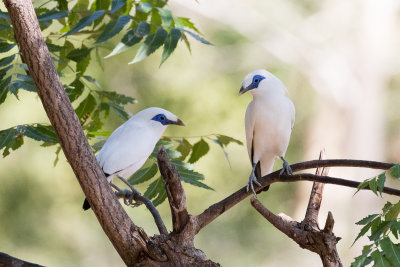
<box><xmin>82</xmin><ymin>198</ymin><xmax>91</xmax><ymax>210</ymax></box>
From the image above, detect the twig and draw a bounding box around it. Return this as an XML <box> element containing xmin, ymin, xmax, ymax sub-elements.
<box><xmin>117</xmin><ymin>176</ymin><xmax>168</xmax><ymax>236</ymax></box>
<box><xmin>279</xmin><ymin>173</ymin><xmax>400</xmax><ymax>196</ymax></box>
<box><xmin>303</xmin><ymin>150</ymin><xmax>328</xmax><ymax>229</ymax></box>
<box><xmin>157</xmin><ymin>146</ymin><xmax>189</xmax><ymax>233</ymax></box>
<box><xmin>195</xmin><ymin>159</ymin><xmax>398</xmax><ymax>234</ymax></box>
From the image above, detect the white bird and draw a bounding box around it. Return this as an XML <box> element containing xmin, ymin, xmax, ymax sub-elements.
<box><xmin>83</xmin><ymin>107</ymin><xmax>185</xmax><ymax>210</ymax></box>
<box><xmin>239</xmin><ymin>69</ymin><xmax>295</xmax><ymax>195</ymax></box>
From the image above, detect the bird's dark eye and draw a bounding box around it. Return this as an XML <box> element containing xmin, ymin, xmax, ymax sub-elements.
<box><xmin>160</xmin><ymin>116</ymin><xmax>165</xmax><ymax>121</ymax></box>
<box><xmin>254</xmin><ymin>79</ymin><xmax>259</xmax><ymax>83</ymax></box>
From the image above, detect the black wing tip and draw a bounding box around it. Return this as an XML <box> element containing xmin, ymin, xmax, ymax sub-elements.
<box><xmin>82</xmin><ymin>198</ymin><xmax>91</xmax><ymax>211</ymax></box>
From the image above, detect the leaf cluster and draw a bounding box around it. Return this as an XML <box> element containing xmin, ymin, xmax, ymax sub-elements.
<box><xmin>352</xmin><ymin>165</ymin><xmax>400</xmax><ymax>267</ymax></box>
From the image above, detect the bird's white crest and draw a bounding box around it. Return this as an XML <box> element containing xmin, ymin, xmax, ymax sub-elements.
<box><xmin>241</xmin><ymin>69</ymin><xmax>287</xmax><ymax>96</ymax></box>
<box><xmin>240</xmin><ymin>69</ymin><xmax>295</xmax><ymax>194</ymax></box>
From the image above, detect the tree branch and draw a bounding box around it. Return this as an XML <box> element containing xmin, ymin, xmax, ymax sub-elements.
<box><xmin>157</xmin><ymin>146</ymin><xmax>189</xmax><ymax>233</ymax></box>
<box><xmin>195</xmin><ymin>159</ymin><xmax>397</xmax><ymax>234</ymax></box>
<box><xmin>0</xmin><ymin>252</ymin><xmax>44</xmax><ymax>267</ymax></box>
<box><xmin>3</xmin><ymin>1</ymin><xmax>147</xmax><ymax>264</ymax></box>
<box><xmin>303</xmin><ymin>150</ymin><xmax>328</xmax><ymax>230</ymax></box>
<box><xmin>116</xmin><ymin>176</ymin><xmax>168</xmax><ymax>235</ymax></box>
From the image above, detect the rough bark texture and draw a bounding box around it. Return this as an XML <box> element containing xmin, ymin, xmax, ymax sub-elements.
<box><xmin>0</xmin><ymin>252</ymin><xmax>44</xmax><ymax>267</ymax></box>
<box><xmin>3</xmin><ymin>0</ymin><xmax>147</xmax><ymax>265</ymax></box>
<box><xmin>251</xmin><ymin>151</ymin><xmax>343</xmax><ymax>267</ymax></box>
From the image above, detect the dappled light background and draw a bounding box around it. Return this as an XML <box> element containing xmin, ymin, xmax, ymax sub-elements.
<box><xmin>1</xmin><ymin>0</ymin><xmax>400</xmax><ymax>266</ymax></box>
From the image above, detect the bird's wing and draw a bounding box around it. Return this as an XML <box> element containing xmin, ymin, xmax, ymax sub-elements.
<box><xmin>97</xmin><ymin>121</ymin><xmax>159</xmax><ymax>176</ymax></box>
<box><xmin>288</xmin><ymin>98</ymin><xmax>295</xmax><ymax>129</ymax></box>
<box><xmin>245</xmin><ymin>101</ymin><xmax>256</xmax><ymax>164</ymax></box>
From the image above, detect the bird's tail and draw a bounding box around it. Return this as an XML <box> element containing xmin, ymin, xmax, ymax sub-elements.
<box><xmin>255</xmin><ymin>161</ymin><xmax>270</xmax><ymax>193</ymax></box>
<box><xmin>82</xmin><ymin>198</ymin><xmax>91</xmax><ymax>210</ymax></box>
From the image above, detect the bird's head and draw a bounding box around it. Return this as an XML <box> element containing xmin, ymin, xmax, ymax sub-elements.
<box><xmin>238</xmin><ymin>69</ymin><xmax>286</xmax><ymax>96</ymax></box>
<box><xmin>138</xmin><ymin>107</ymin><xmax>185</xmax><ymax>127</ymax></box>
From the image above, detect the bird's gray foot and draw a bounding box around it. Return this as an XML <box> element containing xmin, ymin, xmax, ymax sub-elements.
<box><xmin>246</xmin><ymin>163</ymin><xmax>261</xmax><ymax>195</ymax></box>
<box><xmin>279</xmin><ymin>156</ymin><xmax>293</xmax><ymax>175</ymax></box>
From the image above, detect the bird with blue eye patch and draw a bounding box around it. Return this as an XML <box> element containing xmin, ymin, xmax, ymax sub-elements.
<box><xmin>239</xmin><ymin>69</ymin><xmax>295</xmax><ymax>195</ymax></box>
<box><xmin>83</xmin><ymin>107</ymin><xmax>185</xmax><ymax>210</ymax></box>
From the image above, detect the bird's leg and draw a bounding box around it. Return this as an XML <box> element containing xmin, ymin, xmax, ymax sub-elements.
<box><xmin>111</xmin><ymin>183</ymin><xmax>137</xmax><ymax>206</ymax></box>
<box><xmin>279</xmin><ymin>156</ymin><xmax>293</xmax><ymax>175</ymax></box>
<box><xmin>114</xmin><ymin>176</ymin><xmax>144</xmax><ymax>207</ymax></box>
<box><xmin>247</xmin><ymin>162</ymin><xmax>262</xmax><ymax>195</ymax></box>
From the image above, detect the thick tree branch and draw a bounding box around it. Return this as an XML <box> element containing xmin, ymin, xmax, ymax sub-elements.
<box><xmin>3</xmin><ymin>1</ymin><xmax>147</xmax><ymax>264</ymax></box>
<box><xmin>195</xmin><ymin>159</ymin><xmax>397</xmax><ymax>234</ymax></box>
<box><xmin>250</xmin><ymin>198</ymin><xmax>343</xmax><ymax>267</ymax></box>
<box><xmin>157</xmin><ymin>146</ymin><xmax>189</xmax><ymax>233</ymax></box>
<box><xmin>0</xmin><ymin>252</ymin><xmax>44</xmax><ymax>267</ymax></box>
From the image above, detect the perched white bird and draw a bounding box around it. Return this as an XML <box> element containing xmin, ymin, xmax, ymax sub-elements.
<box><xmin>83</xmin><ymin>107</ymin><xmax>185</xmax><ymax>210</ymax></box>
<box><xmin>239</xmin><ymin>69</ymin><xmax>295</xmax><ymax>195</ymax></box>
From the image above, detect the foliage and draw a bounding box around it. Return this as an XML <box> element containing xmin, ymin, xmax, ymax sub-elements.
<box><xmin>352</xmin><ymin>165</ymin><xmax>400</xmax><ymax>266</ymax></box>
<box><xmin>0</xmin><ymin>0</ymin><xmax>231</xmax><ymax>206</ymax></box>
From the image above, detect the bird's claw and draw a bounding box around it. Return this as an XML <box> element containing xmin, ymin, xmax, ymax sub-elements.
<box><xmin>279</xmin><ymin>158</ymin><xmax>293</xmax><ymax>176</ymax></box>
<box><xmin>246</xmin><ymin>172</ymin><xmax>261</xmax><ymax>195</ymax></box>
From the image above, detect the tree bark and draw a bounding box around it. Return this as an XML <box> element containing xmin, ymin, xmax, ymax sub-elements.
<box><xmin>0</xmin><ymin>252</ymin><xmax>44</xmax><ymax>267</ymax></box>
<box><xmin>3</xmin><ymin>0</ymin><xmax>147</xmax><ymax>265</ymax></box>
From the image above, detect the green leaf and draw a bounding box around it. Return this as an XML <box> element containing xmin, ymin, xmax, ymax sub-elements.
<box><xmin>380</xmin><ymin>237</ymin><xmax>400</xmax><ymax>266</ymax></box>
<box><xmin>174</xmin><ymin>17</ymin><xmax>200</xmax><ymax>33</ymax></box>
<box><xmin>75</xmin><ymin>94</ymin><xmax>97</xmax><ymax>122</ymax></box>
<box><xmin>37</xmin><ymin>10</ymin><xmax>69</xmax><ymax>21</ymax></box>
<box><xmin>0</xmin><ymin>65</ymin><xmax>12</xmax><ymax>80</ymax></box>
<box><xmin>137</xmin><ymin>2</ymin><xmax>152</xmax><ymax>13</ymax></box>
<box><xmin>351</xmin><ymin>245</ymin><xmax>373</xmax><ymax>267</ymax></box>
<box><xmin>216</xmin><ymin>134</ymin><xmax>243</xmax><ymax>146</ymax></box>
<box><xmin>0</xmin><ymin>42</ymin><xmax>15</xmax><ymax>53</ymax></box>
<box><xmin>92</xmin><ymin>0</ymin><xmax>110</xmax><ymax>11</ymax></box>
<box><xmin>99</xmin><ymin>91</ymin><xmax>135</xmax><ymax>104</ymax></box>
<box><xmin>62</xmin><ymin>10</ymin><xmax>105</xmax><ymax>37</ymax></box>
<box><xmin>111</xmin><ymin>0</ymin><xmax>126</xmax><ymax>14</ymax></box>
<box><xmin>188</xmin><ymin>138</ymin><xmax>209</xmax><ymax>163</ymax></box>
<box><xmin>369</xmin><ymin>221</ymin><xmax>393</xmax><ymax>242</ymax></box>
<box><xmin>369</xmin><ymin>178</ymin><xmax>378</xmax><ymax>196</ymax></box>
<box><xmin>106</xmin><ymin>102</ymin><xmax>130</xmax><ymax>120</ymax></box>
<box><xmin>356</xmin><ymin>214</ymin><xmax>379</xmax><ymax>225</ymax></box>
<box><xmin>182</xmin><ymin>29</ymin><xmax>213</xmax><ymax>45</ymax></box>
<box><xmin>129</xmin><ymin>28</ymin><xmax>168</xmax><ymax>64</ymax></box>
<box><xmin>66</xmin><ymin>79</ymin><xmax>84</xmax><ymax>102</ymax></box>
<box><xmin>77</xmin><ymin>52</ymin><xmax>91</xmax><ymax>75</ymax></box>
<box><xmin>156</xmin><ymin>8</ymin><xmax>172</xmax><ymax>28</ymax></box>
<box><xmin>371</xmin><ymin>249</ymin><xmax>391</xmax><ymax>267</ymax></box>
<box><xmin>377</xmin><ymin>173</ymin><xmax>386</xmax><ymax>197</ymax></box>
<box><xmin>0</xmin><ymin>11</ymin><xmax>10</xmax><ymax>21</ymax></box>
<box><xmin>56</xmin><ymin>0</ymin><xmax>68</xmax><ymax>10</ymax></box>
<box><xmin>175</xmin><ymin>138</ymin><xmax>192</xmax><ymax>161</ymax></box>
<box><xmin>181</xmin><ymin>176</ymin><xmax>213</xmax><ymax>191</ymax></box>
<box><xmin>67</xmin><ymin>47</ymin><xmax>92</xmax><ymax>62</ymax></box>
<box><xmin>8</xmin><ymin>80</ymin><xmax>36</xmax><ymax>96</ymax></box>
<box><xmin>385</xmin><ymin>201</ymin><xmax>400</xmax><ymax>221</ymax></box>
<box><xmin>152</xmin><ymin>187</ymin><xmax>167</xmax><ymax>206</ymax></box>
<box><xmin>390</xmin><ymin>165</ymin><xmax>400</xmax><ymax>179</ymax></box>
<box><xmin>95</xmin><ymin>15</ymin><xmax>130</xmax><ymax>44</ymax></box>
<box><xmin>144</xmin><ymin>176</ymin><xmax>163</xmax><ymax>200</ymax></box>
<box><xmin>353</xmin><ymin>217</ymin><xmax>379</xmax><ymax>245</ymax></box>
<box><xmin>129</xmin><ymin>163</ymin><xmax>158</xmax><ymax>185</ymax></box>
<box><xmin>18</xmin><ymin>125</ymin><xmax>58</xmax><ymax>143</ymax></box>
<box><xmin>0</xmin><ymin>54</ymin><xmax>15</xmax><ymax>67</ymax></box>
<box><xmin>0</xmin><ymin>127</ymin><xmax>23</xmax><ymax>157</ymax></box>
<box><xmin>160</xmin><ymin>28</ymin><xmax>181</xmax><ymax>65</ymax></box>
<box><xmin>0</xmin><ymin>76</ymin><xmax>11</xmax><ymax>104</ymax></box>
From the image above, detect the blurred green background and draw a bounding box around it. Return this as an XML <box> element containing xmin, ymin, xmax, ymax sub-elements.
<box><xmin>1</xmin><ymin>0</ymin><xmax>400</xmax><ymax>266</ymax></box>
